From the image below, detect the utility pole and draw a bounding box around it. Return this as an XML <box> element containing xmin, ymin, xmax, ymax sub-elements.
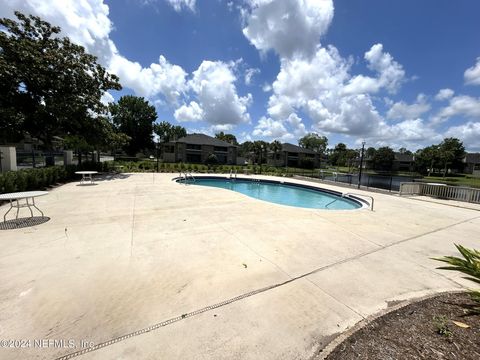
<box><xmin>156</xmin><ymin>140</ymin><xmax>160</xmax><ymax>173</ymax></box>
<box><xmin>357</xmin><ymin>141</ymin><xmax>365</xmax><ymax>189</ymax></box>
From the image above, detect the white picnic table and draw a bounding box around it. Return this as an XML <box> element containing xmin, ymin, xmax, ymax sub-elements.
<box><xmin>75</xmin><ymin>171</ymin><xmax>98</xmax><ymax>184</ymax></box>
<box><xmin>0</xmin><ymin>191</ymin><xmax>49</xmax><ymax>222</ymax></box>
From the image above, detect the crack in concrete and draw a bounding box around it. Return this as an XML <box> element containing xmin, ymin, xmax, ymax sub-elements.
<box><xmin>55</xmin><ymin>214</ymin><xmax>480</xmax><ymax>360</ymax></box>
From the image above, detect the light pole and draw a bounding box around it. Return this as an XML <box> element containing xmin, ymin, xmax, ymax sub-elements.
<box><xmin>357</xmin><ymin>141</ymin><xmax>366</xmax><ymax>189</ymax></box>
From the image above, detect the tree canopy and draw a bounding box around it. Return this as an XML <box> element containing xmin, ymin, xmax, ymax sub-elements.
<box><xmin>372</xmin><ymin>146</ymin><xmax>395</xmax><ymax>171</ymax></box>
<box><xmin>329</xmin><ymin>143</ymin><xmax>355</xmax><ymax>167</ymax></box>
<box><xmin>0</xmin><ymin>11</ymin><xmax>122</xmax><ymax>147</ymax></box>
<box><xmin>415</xmin><ymin>138</ymin><xmax>465</xmax><ymax>176</ymax></box>
<box><xmin>215</xmin><ymin>131</ymin><xmax>238</xmax><ymax>145</ymax></box>
<box><xmin>299</xmin><ymin>133</ymin><xmax>328</xmax><ymax>154</ymax></box>
<box><xmin>109</xmin><ymin>95</ymin><xmax>157</xmax><ymax>156</ymax></box>
<box><xmin>154</xmin><ymin>121</ymin><xmax>187</xmax><ymax>143</ymax></box>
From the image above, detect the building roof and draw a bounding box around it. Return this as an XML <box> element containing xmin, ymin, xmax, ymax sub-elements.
<box><xmin>174</xmin><ymin>133</ymin><xmax>237</xmax><ymax>147</ymax></box>
<box><xmin>281</xmin><ymin>143</ymin><xmax>316</xmax><ymax>154</ymax></box>
<box><xmin>394</xmin><ymin>153</ymin><xmax>414</xmax><ymax>162</ymax></box>
<box><xmin>464</xmin><ymin>153</ymin><xmax>480</xmax><ymax>163</ymax></box>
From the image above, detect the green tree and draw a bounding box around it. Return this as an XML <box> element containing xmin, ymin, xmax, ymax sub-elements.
<box><xmin>0</xmin><ymin>12</ymin><xmax>121</xmax><ymax>146</ymax></box>
<box><xmin>438</xmin><ymin>138</ymin><xmax>465</xmax><ymax>177</ymax></box>
<box><xmin>345</xmin><ymin>149</ymin><xmax>359</xmax><ymax>172</ymax></box>
<box><xmin>238</xmin><ymin>141</ymin><xmax>254</xmax><ymax>162</ymax></box>
<box><xmin>398</xmin><ymin>147</ymin><xmax>412</xmax><ymax>155</ymax></box>
<box><xmin>299</xmin><ymin>133</ymin><xmax>328</xmax><ymax>168</ymax></box>
<box><xmin>415</xmin><ymin>145</ymin><xmax>440</xmax><ymax>176</ymax></box>
<box><xmin>154</xmin><ymin>121</ymin><xmax>173</xmax><ymax>144</ymax></box>
<box><xmin>372</xmin><ymin>146</ymin><xmax>395</xmax><ymax>171</ymax></box>
<box><xmin>299</xmin><ymin>133</ymin><xmax>328</xmax><ymax>153</ymax></box>
<box><xmin>252</xmin><ymin>140</ymin><xmax>269</xmax><ymax>164</ymax></box>
<box><xmin>215</xmin><ymin>131</ymin><xmax>238</xmax><ymax>145</ymax></box>
<box><xmin>171</xmin><ymin>125</ymin><xmax>187</xmax><ymax>141</ymax></box>
<box><xmin>329</xmin><ymin>143</ymin><xmax>347</xmax><ymax>166</ymax></box>
<box><xmin>366</xmin><ymin>147</ymin><xmax>376</xmax><ymax>158</ymax></box>
<box><xmin>154</xmin><ymin>121</ymin><xmax>186</xmax><ymax>143</ymax></box>
<box><xmin>269</xmin><ymin>140</ymin><xmax>283</xmax><ymax>166</ymax></box>
<box><xmin>110</xmin><ymin>95</ymin><xmax>157</xmax><ymax>156</ymax></box>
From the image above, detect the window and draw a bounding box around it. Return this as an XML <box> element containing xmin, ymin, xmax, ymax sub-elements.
<box><xmin>214</xmin><ymin>146</ymin><xmax>228</xmax><ymax>152</ymax></box>
<box><xmin>186</xmin><ymin>144</ymin><xmax>202</xmax><ymax>150</ymax></box>
<box><xmin>216</xmin><ymin>154</ymin><xmax>227</xmax><ymax>163</ymax></box>
<box><xmin>186</xmin><ymin>153</ymin><xmax>202</xmax><ymax>163</ymax></box>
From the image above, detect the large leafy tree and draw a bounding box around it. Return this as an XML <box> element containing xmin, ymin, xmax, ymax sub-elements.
<box><xmin>154</xmin><ymin>121</ymin><xmax>186</xmax><ymax>143</ymax></box>
<box><xmin>372</xmin><ymin>146</ymin><xmax>395</xmax><ymax>171</ymax></box>
<box><xmin>269</xmin><ymin>140</ymin><xmax>283</xmax><ymax>165</ymax></box>
<box><xmin>415</xmin><ymin>145</ymin><xmax>440</xmax><ymax>176</ymax></box>
<box><xmin>0</xmin><ymin>12</ymin><xmax>121</xmax><ymax>146</ymax></box>
<box><xmin>215</xmin><ymin>131</ymin><xmax>238</xmax><ymax>145</ymax></box>
<box><xmin>252</xmin><ymin>140</ymin><xmax>269</xmax><ymax>164</ymax></box>
<box><xmin>110</xmin><ymin>95</ymin><xmax>157</xmax><ymax>156</ymax></box>
<box><xmin>299</xmin><ymin>133</ymin><xmax>328</xmax><ymax>153</ymax></box>
<box><xmin>153</xmin><ymin>121</ymin><xmax>186</xmax><ymax>158</ymax></box>
<box><xmin>238</xmin><ymin>141</ymin><xmax>254</xmax><ymax>162</ymax></box>
<box><xmin>438</xmin><ymin>137</ymin><xmax>465</xmax><ymax>177</ymax></box>
<box><xmin>329</xmin><ymin>143</ymin><xmax>347</xmax><ymax>166</ymax></box>
<box><xmin>299</xmin><ymin>133</ymin><xmax>328</xmax><ymax>168</ymax></box>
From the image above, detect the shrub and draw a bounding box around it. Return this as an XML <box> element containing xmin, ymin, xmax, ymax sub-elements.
<box><xmin>434</xmin><ymin>244</ymin><xmax>480</xmax><ymax>313</ymax></box>
<box><xmin>299</xmin><ymin>158</ymin><xmax>315</xmax><ymax>169</ymax></box>
<box><xmin>205</xmin><ymin>153</ymin><xmax>218</xmax><ymax>165</ymax></box>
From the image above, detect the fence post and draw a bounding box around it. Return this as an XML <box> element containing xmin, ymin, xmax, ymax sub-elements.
<box><xmin>389</xmin><ymin>176</ymin><xmax>393</xmax><ymax>192</ymax></box>
<box><xmin>0</xmin><ymin>146</ymin><xmax>17</xmax><ymax>172</ymax></box>
<box><xmin>64</xmin><ymin>150</ymin><xmax>73</xmax><ymax>166</ymax></box>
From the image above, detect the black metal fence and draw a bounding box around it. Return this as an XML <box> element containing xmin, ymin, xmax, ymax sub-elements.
<box><xmin>286</xmin><ymin>169</ymin><xmax>420</xmax><ymax>192</ymax></box>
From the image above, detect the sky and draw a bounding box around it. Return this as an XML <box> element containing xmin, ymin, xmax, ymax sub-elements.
<box><xmin>1</xmin><ymin>0</ymin><xmax>479</xmax><ymax>151</ymax></box>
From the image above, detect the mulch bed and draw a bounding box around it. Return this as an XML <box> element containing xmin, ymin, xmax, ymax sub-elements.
<box><xmin>324</xmin><ymin>292</ymin><xmax>480</xmax><ymax>360</ymax></box>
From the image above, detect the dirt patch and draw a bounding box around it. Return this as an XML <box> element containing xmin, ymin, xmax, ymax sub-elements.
<box><xmin>324</xmin><ymin>292</ymin><xmax>480</xmax><ymax>360</ymax></box>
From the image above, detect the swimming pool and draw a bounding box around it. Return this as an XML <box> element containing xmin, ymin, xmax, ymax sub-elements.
<box><xmin>177</xmin><ymin>177</ymin><xmax>364</xmax><ymax>210</ymax></box>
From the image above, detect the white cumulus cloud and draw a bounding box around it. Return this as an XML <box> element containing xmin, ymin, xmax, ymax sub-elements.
<box><xmin>387</xmin><ymin>94</ymin><xmax>431</xmax><ymax>120</ymax></box>
<box><xmin>174</xmin><ymin>101</ymin><xmax>204</xmax><ymax>122</ymax></box>
<box><xmin>165</xmin><ymin>0</ymin><xmax>196</xmax><ymax>12</ymax></box>
<box><xmin>343</xmin><ymin>44</ymin><xmax>405</xmax><ymax>95</ymax></box>
<box><xmin>242</xmin><ymin>0</ymin><xmax>334</xmax><ymax>59</ymax></box>
<box><xmin>244</xmin><ymin>68</ymin><xmax>260</xmax><ymax>85</ymax></box>
<box><xmin>434</xmin><ymin>88</ymin><xmax>455</xmax><ymax>101</ymax></box>
<box><xmin>464</xmin><ymin>57</ymin><xmax>480</xmax><ymax>85</ymax></box>
<box><xmin>175</xmin><ymin>60</ymin><xmax>252</xmax><ymax>127</ymax></box>
<box><xmin>445</xmin><ymin>122</ymin><xmax>480</xmax><ymax>151</ymax></box>
<box><xmin>432</xmin><ymin>95</ymin><xmax>480</xmax><ymax>125</ymax></box>
<box><xmin>0</xmin><ymin>0</ymin><xmax>188</xmax><ymax>105</ymax></box>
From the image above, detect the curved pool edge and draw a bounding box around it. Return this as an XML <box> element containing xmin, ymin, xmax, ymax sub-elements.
<box><xmin>172</xmin><ymin>175</ymin><xmax>371</xmax><ymax>211</ymax></box>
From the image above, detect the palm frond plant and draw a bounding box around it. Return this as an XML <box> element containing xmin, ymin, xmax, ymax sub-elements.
<box><xmin>433</xmin><ymin>244</ymin><xmax>480</xmax><ymax>313</ymax></box>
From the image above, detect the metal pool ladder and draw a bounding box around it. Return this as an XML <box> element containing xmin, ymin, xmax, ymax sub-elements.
<box><xmin>229</xmin><ymin>169</ymin><xmax>238</xmax><ymax>180</ymax></box>
<box><xmin>181</xmin><ymin>171</ymin><xmax>195</xmax><ymax>184</ymax></box>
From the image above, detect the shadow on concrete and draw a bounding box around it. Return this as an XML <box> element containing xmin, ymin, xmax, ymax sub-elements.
<box><xmin>0</xmin><ymin>216</ymin><xmax>51</xmax><ymax>230</ymax></box>
<box><xmin>95</xmin><ymin>173</ymin><xmax>132</xmax><ymax>182</ymax></box>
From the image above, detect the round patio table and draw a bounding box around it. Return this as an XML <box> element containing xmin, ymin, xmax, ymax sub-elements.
<box><xmin>0</xmin><ymin>191</ymin><xmax>49</xmax><ymax>222</ymax></box>
<box><xmin>75</xmin><ymin>171</ymin><xmax>98</xmax><ymax>184</ymax></box>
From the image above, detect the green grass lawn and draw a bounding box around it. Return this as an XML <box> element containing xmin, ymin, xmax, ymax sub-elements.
<box><xmin>421</xmin><ymin>175</ymin><xmax>480</xmax><ymax>188</ymax></box>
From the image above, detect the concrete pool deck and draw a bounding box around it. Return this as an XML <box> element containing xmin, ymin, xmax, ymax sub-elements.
<box><xmin>0</xmin><ymin>173</ymin><xmax>479</xmax><ymax>359</ymax></box>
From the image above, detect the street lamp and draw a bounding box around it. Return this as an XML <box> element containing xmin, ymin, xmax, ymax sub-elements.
<box><xmin>357</xmin><ymin>141</ymin><xmax>366</xmax><ymax>189</ymax></box>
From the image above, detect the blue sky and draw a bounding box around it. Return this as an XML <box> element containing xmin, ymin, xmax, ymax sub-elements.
<box><xmin>1</xmin><ymin>0</ymin><xmax>480</xmax><ymax>150</ymax></box>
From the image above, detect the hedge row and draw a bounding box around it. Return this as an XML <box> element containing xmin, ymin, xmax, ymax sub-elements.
<box><xmin>0</xmin><ymin>162</ymin><xmax>112</xmax><ymax>194</ymax></box>
<box><xmin>0</xmin><ymin>160</ymin><xmax>322</xmax><ymax>194</ymax></box>
<box><xmin>112</xmin><ymin>160</ymin><xmax>296</xmax><ymax>176</ymax></box>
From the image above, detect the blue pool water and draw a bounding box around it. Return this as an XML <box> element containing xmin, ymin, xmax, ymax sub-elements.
<box><xmin>178</xmin><ymin>177</ymin><xmax>362</xmax><ymax>210</ymax></box>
